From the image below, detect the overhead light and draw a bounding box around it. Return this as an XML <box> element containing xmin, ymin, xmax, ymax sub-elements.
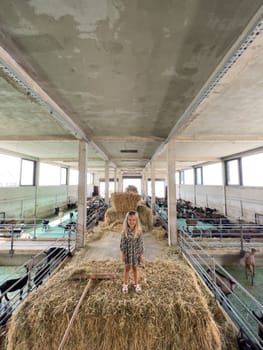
<box><xmin>120</xmin><ymin>150</ymin><xmax>138</xmax><ymax>153</ymax></box>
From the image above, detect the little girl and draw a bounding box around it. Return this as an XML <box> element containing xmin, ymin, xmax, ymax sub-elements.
<box><xmin>120</xmin><ymin>210</ymin><xmax>144</xmax><ymax>294</ymax></box>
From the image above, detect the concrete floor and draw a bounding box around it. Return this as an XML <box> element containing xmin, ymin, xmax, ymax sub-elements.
<box><xmin>84</xmin><ymin>230</ymin><xmax>169</xmax><ymax>261</ymax></box>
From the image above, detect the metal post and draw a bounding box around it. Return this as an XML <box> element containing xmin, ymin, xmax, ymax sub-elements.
<box><xmin>9</xmin><ymin>226</ymin><xmax>14</xmax><ymax>256</ymax></box>
<box><xmin>67</xmin><ymin>228</ymin><xmax>71</xmax><ymax>255</ymax></box>
<box><xmin>240</xmin><ymin>225</ymin><xmax>244</xmax><ymax>252</ymax></box>
<box><xmin>33</xmin><ymin>217</ymin><xmax>37</xmax><ymax>239</ymax></box>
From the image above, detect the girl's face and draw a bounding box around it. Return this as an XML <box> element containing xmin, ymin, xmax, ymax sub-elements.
<box><xmin>127</xmin><ymin>215</ymin><xmax>137</xmax><ymax>229</ymax></box>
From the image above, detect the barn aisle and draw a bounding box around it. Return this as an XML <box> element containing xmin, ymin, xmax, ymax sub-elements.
<box><xmin>84</xmin><ymin>228</ymin><xmax>169</xmax><ymax>261</ymax></box>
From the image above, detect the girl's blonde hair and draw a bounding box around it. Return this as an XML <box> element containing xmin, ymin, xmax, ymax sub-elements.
<box><xmin>123</xmin><ymin>210</ymin><xmax>142</xmax><ymax>238</ymax></box>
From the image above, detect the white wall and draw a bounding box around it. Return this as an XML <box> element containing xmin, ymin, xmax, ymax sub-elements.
<box><xmin>178</xmin><ymin>184</ymin><xmax>263</xmax><ymax>223</ymax></box>
<box><xmin>0</xmin><ymin>185</ymin><xmax>78</xmax><ymax>220</ymax></box>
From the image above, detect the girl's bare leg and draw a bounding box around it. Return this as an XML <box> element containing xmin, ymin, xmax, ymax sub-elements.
<box><xmin>124</xmin><ymin>265</ymin><xmax>131</xmax><ymax>284</ymax></box>
<box><xmin>132</xmin><ymin>266</ymin><xmax>139</xmax><ymax>285</ymax></box>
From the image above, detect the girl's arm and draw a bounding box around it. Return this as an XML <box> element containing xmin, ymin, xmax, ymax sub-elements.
<box><xmin>137</xmin><ymin>233</ymin><xmax>144</xmax><ymax>257</ymax></box>
<box><xmin>120</xmin><ymin>232</ymin><xmax>127</xmax><ymax>257</ymax></box>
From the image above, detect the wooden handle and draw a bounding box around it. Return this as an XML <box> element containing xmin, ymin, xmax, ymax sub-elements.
<box><xmin>58</xmin><ymin>279</ymin><xmax>93</xmax><ymax>350</ymax></box>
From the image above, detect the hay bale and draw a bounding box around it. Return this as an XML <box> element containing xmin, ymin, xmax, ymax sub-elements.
<box><xmin>125</xmin><ymin>185</ymin><xmax>138</xmax><ymax>193</ymax></box>
<box><xmin>136</xmin><ymin>204</ymin><xmax>154</xmax><ymax>230</ymax></box>
<box><xmin>105</xmin><ymin>205</ymin><xmax>154</xmax><ymax>231</ymax></box>
<box><xmin>6</xmin><ymin>260</ymin><xmax>222</xmax><ymax>350</ymax></box>
<box><xmin>104</xmin><ymin>208</ymin><xmax>126</xmax><ymax>225</ymax></box>
<box><xmin>111</xmin><ymin>192</ymin><xmax>141</xmax><ymax>212</ymax></box>
<box><xmin>150</xmin><ymin>226</ymin><xmax>167</xmax><ymax>240</ymax></box>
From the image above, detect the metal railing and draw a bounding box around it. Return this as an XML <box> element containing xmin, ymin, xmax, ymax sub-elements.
<box><xmin>0</xmin><ymin>240</ymin><xmax>75</xmax><ymax>328</ymax></box>
<box><xmin>179</xmin><ymin>231</ymin><xmax>263</xmax><ymax>349</ymax></box>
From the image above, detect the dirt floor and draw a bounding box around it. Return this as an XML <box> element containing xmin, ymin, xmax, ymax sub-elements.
<box><xmin>83</xmin><ymin>228</ymin><xmax>169</xmax><ymax>261</ymax></box>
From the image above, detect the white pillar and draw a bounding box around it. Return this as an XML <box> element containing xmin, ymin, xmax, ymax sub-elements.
<box><xmin>76</xmin><ymin>140</ymin><xmax>87</xmax><ymax>248</ymax></box>
<box><xmin>105</xmin><ymin>161</ymin><xmax>109</xmax><ymax>205</ymax></box>
<box><xmin>145</xmin><ymin>166</ymin><xmax>149</xmax><ymax>198</ymax></box>
<box><xmin>34</xmin><ymin>160</ymin><xmax>40</xmax><ymax>218</ymax></box>
<box><xmin>167</xmin><ymin>139</ymin><xmax>177</xmax><ymax>246</ymax></box>
<box><xmin>114</xmin><ymin>167</ymin><xmax>117</xmax><ymax>193</ymax></box>
<box><xmin>141</xmin><ymin>170</ymin><xmax>145</xmax><ymax>197</ymax></box>
<box><xmin>118</xmin><ymin>170</ymin><xmax>123</xmax><ymax>192</ymax></box>
<box><xmin>151</xmin><ymin>161</ymin><xmax>156</xmax><ymax>211</ymax></box>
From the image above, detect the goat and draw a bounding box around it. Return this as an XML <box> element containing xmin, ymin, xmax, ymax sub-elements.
<box><xmin>33</xmin><ymin>247</ymin><xmax>71</xmax><ymax>288</ymax></box>
<box><xmin>44</xmin><ymin>247</ymin><xmax>70</xmax><ymax>262</ymax></box>
<box><xmin>33</xmin><ymin>262</ymin><xmax>51</xmax><ymax>288</ymax></box>
<box><xmin>206</xmin><ymin>269</ymin><xmax>236</xmax><ymax>296</ymax></box>
<box><xmin>205</xmin><ymin>269</ymin><xmax>236</xmax><ymax>307</ymax></box>
<box><xmin>252</xmin><ymin>311</ymin><xmax>263</xmax><ymax>343</ymax></box>
<box><xmin>0</xmin><ymin>302</ymin><xmax>12</xmax><ymax>327</ymax></box>
<box><xmin>0</xmin><ymin>266</ymin><xmax>29</xmax><ymax>302</ymax></box>
<box><xmin>245</xmin><ymin>248</ymin><xmax>256</xmax><ymax>286</ymax></box>
<box><xmin>20</xmin><ymin>232</ymin><xmax>32</xmax><ymax>239</ymax></box>
<box><xmin>237</xmin><ymin>328</ymin><xmax>261</xmax><ymax>350</ymax></box>
<box><xmin>42</xmin><ymin>219</ymin><xmax>49</xmax><ymax>231</ymax></box>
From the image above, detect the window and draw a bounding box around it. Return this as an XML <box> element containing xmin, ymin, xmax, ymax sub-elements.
<box><xmin>87</xmin><ymin>172</ymin><xmax>93</xmax><ymax>185</ymax></box>
<box><xmin>69</xmin><ymin>169</ymin><xmax>79</xmax><ymax>185</ymax></box>
<box><xmin>155</xmin><ymin>180</ymin><xmax>165</xmax><ymax>197</ymax></box>
<box><xmin>179</xmin><ymin>171</ymin><xmax>184</xmax><ymax>184</ymax></box>
<box><xmin>39</xmin><ymin>163</ymin><xmax>61</xmax><ymax>185</ymax></box>
<box><xmin>21</xmin><ymin>159</ymin><xmax>35</xmax><ymax>186</ymax></box>
<box><xmin>147</xmin><ymin>179</ymin><xmax>165</xmax><ymax>197</ymax></box>
<box><xmin>184</xmin><ymin>169</ymin><xmax>194</xmax><ymax>185</ymax></box>
<box><xmin>0</xmin><ymin>154</ymin><xmax>20</xmax><ymax>187</ymax></box>
<box><xmin>175</xmin><ymin>172</ymin><xmax>179</xmax><ymax>184</ymax></box>
<box><xmin>242</xmin><ymin>153</ymin><xmax>263</xmax><ymax>186</ymax></box>
<box><xmin>226</xmin><ymin>159</ymin><xmax>240</xmax><ymax>185</ymax></box>
<box><xmin>202</xmin><ymin>163</ymin><xmax>223</xmax><ymax>185</ymax></box>
<box><xmin>195</xmin><ymin>167</ymin><xmax>202</xmax><ymax>185</ymax></box>
<box><xmin>60</xmin><ymin>167</ymin><xmax>67</xmax><ymax>185</ymax></box>
<box><xmin>99</xmin><ymin>179</ymin><xmax>115</xmax><ymax>198</ymax></box>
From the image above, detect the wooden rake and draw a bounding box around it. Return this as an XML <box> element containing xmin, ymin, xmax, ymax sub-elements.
<box><xmin>58</xmin><ymin>272</ymin><xmax>116</xmax><ymax>350</ymax></box>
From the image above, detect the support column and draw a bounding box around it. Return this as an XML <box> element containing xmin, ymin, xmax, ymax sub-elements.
<box><xmin>222</xmin><ymin>160</ymin><xmax>227</xmax><ymax>216</ymax></box>
<box><xmin>118</xmin><ymin>170</ymin><xmax>123</xmax><ymax>192</ymax></box>
<box><xmin>167</xmin><ymin>139</ymin><xmax>177</xmax><ymax>246</ymax></box>
<box><xmin>34</xmin><ymin>160</ymin><xmax>40</xmax><ymax>218</ymax></box>
<box><xmin>105</xmin><ymin>161</ymin><xmax>109</xmax><ymax>205</ymax></box>
<box><xmin>114</xmin><ymin>167</ymin><xmax>117</xmax><ymax>193</ymax></box>
<box><xmin>141</xmin><ymin>170</ymin><xmax>145</xmax><ymax>197</ymax></box>
<box><xmin>145</xmin><ymin>165</ymin><xmax>149</xmax><ymax>198</ymax></box>
<box><xmin>151</xmin><ymin>161</ymin><xmax>156</xmax><ymax>212</ymax></box>
<box><xmin>76</xmin><ymin>140</ymin><xmax>87</xmax><ymax>248</ymax></box>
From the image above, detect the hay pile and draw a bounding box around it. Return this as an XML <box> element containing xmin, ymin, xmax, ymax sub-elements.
<box><xmin>6</xmin><ymin>260</ymin><xmax>222</xmax><ymax>350</ymax></box>
<box><xmin>125</xmin><ymin>185</ymin><xmax>138</xmax><ymax>193</ymax></box>
<box><xmin>104</xmin><ymin>207</ymin><xmax>125</xmax><ymax>226</ymax></box>
<box><xmin>111</xmin><ymin>192</ymin><xmax>141</xmax><ymax>212</ymax></box>
<box><xmin>105</xmin><ymin>192</ymin><xmax>154</xmax><ymax>230</ymax></box>
<box><xmin>137</xmin><ymin>204</ymin><xmax>154</xmax><ymax>229</ymax></box>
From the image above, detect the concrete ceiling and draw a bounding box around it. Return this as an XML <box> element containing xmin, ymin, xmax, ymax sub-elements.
<box><xmin>0</xmin><ymin>1</ymin><xmax>263</xmax><ymax>177</ymax></box>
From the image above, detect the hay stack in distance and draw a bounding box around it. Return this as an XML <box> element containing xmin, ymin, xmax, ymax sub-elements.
<box><xmin>111</xmin><ymin>192</ymin><xmax>141</xmax><ymax>212</ymax></box>
<box><xmin>105</xmin><ymin>192</ymin><xmax>154</xmax><ymax>230</ymax></box>
<box><xmin>6</xmin><ymin>260</ymin><xmax>221</xmax><ymax>350</ymax></box>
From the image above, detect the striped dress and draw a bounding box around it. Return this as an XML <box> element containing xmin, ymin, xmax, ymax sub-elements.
<box><xmin>120</xmin><ymin>229</ymin><xmax>144</xmax><ymax>266</ymax></box>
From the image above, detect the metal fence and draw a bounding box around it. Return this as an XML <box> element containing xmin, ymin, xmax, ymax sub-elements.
<box><xmin>179</xmin><ymin>232</ymin><xmax>263</xmax><ymax>349</ymax></box>
<box><xmin>0</xmin><ymin>240</ymin><xmax>75</xmax><ymax>328</ymax></box>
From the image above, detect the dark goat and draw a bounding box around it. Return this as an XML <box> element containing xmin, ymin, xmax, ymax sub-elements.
<box><xmin>0</xmin><ymin>302</ymin><xmax>12</xmax><ymax>327</ymax></box>
<box><xmin>0</xmin><ymin>267</ymin><xmax>29</xmax><ymax>302</ymax></box>
<box><xmin>34</xmin><ymin>247</ymin><xmax>70</xmax><ymax>288</ymax></box>
<box><xmin>237</xmin><ymin>329</ymin><xmax>261</xmax><ymax>350</ymax></box>
<box><xmin>33</xmin><ymin>262</ymin><xmax>51</xmax><ymax>288</ymax></box>
<box><xmin>252</xmin><ymin>311</ymin><xmax>263</xmax><ymax>343</ymax></box>
<box><xmin>45</xmin><ymin>247</ymin><xmax>70</xmax><ymax>262</ymax></box>
<box><xmin>206</xmin><ymin>269</ymin><xmax>236</xmax><ymax>297</ymax></box>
